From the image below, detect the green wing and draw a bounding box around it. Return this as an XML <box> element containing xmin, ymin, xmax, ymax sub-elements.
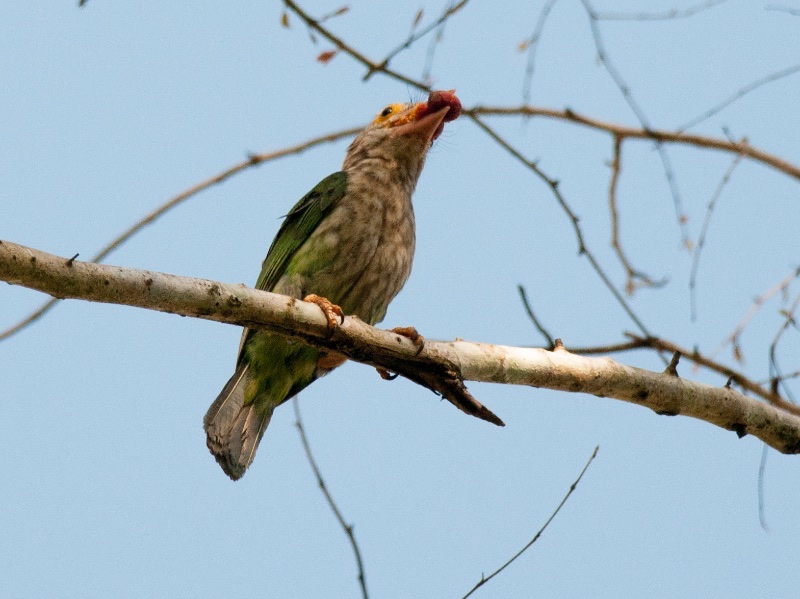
<box><xmin>254</xmin><ymin>171</ymin><xmax>348</xmax><ymax>292</ymax></box>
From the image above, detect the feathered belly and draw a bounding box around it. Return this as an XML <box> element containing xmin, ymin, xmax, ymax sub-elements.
<box><xmin>284</xmin><ymin>195</ymin><xmax>415</xmax><ymax>324</ymax></box>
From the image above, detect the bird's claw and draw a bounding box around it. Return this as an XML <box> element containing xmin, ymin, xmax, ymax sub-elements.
<box><xmin>376</xmin><ymin>326</ymin><xmax>424</xmax><ymax>381</ymax></box>
<box><xmin>304</xmin><ymin>294</ymin><xmax>345</xmax><ymax>331</ymax></box>
<box><xmin>376</xmin><ymin>368</ymin><xmax>399</xmax><ymax>381</ymax></box>
<box><xmin>390</xmin><ymin>326</ymin><xmax>425</xmax><ymax>355</ymax></box>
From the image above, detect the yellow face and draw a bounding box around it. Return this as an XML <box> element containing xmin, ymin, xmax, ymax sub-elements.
<box><xmin>372</xmin><ymin>102</ymin><xmax>416</xmax><ymax>127</ymax></box>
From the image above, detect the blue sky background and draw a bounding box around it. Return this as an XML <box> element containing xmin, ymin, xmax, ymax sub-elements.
<box><xmin>2</xmin><ymin>1</ymin><xmax>800</xmax><ymax>597</ymax></box>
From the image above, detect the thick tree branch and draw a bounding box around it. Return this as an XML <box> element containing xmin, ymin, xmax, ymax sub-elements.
<box><xmin>3</xmin><ymin>239</ymin><xmax>800</xmax><ymax>454</ymax></box>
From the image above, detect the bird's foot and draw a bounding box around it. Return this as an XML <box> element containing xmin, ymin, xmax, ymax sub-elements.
<box><xmin>303</xmin><ymin>294</ymin><xmax>345</xmax><ymax>331</ymax></box>
<box><xmin>390</xmin><ymin>326</ymin><xmax>425</xmax><ymax>355</ymax></box>
<box><xmin>375</xmin><ymin>327</ymin><xmax>424</xmax><ymax>382</ymax></box>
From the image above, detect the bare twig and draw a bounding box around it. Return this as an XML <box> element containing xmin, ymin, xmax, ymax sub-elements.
<box><xmin>461</xmin><ymin>446</ymin><xmax>599</xmax><ymax>598</ymax></box>
<box><xmin>580</xmin><ymin>0</ymin><xmax>690</xmax><ymax>248</ymax></box>
<box><xmin>318</xmin><ymin>5</ymin><xmax>349</xmax><ymax>24</ymax></box>
<box><xmin>689</xmin><ymin>152</ymin><xmax>744</xmax><ymax>321</ymax></box>
<box><xmin>467</xmin><ymin>115</ymin><xmax>659</xmax><ymax>348</ymax></box>
<box><xmin>766</xmin><ymin>4</ymin><xmax>800</xmax><ymax>16</ymax></box>
<box><xmin>294</xmin><ymin>398</ymin><xmax>369</xmax><ymax>599</ymax></box>
<box><xmin>709</xmin><ymin>268</ymin><xmax>800</xmax><ymax>363</ymax></box>
<box><xmin>596</xmin><ymin>0</ymin><xmax>727</xmax><ymax>20</ymax></box>
<box><xmin>758</xmin><ymin>369</ymin><xmax>800</xmax><ymax>386</ymax></box>
<box><xmin>679</xmin><ymin>62</ymin><xmax>800</xmax><ymax>132</ymax></box>
<box><xmin>471</xmin><ymin>105</ymin><xmax>800</xmax><ymax>181</ymax></box>
<box><xmin>566</xmin><ymin>339</ymin><xmax>648</xmax><ymax>355</ymax></box>
<box><xmin>368</xmin><ymin>0</ymin><xmax>470</xmax><ymax>81</ymax></box>
<box><xmin>758</xmin><ymin>443</ymin><xmax>770</xmax><ymax>531</ymax></box>
<box><xmin>420</xmin><ymin>16</ymin><xmax>443</xmax><ymax>85</ymax></box>
<box><xmin>284</xmin><ymin>0</ymin><xmax>427</xmax><ymax>91</ymax></box>
<box><xmin>519</xmin><ymin>0</ymin><xmax>558</xmax><ymax>105</ymax></box>
<box><xmin>608</xmin><ymin>134</ymin><xmax>667</xmax><ymax>294</ymax></box>
<box><xmin>769</xmin><ymin>294</ymin><xmax>800</xmax><ymax>403</ymax></box>
<box><xmin>0</xmin><ymin>127</ymin><xmax>360</xmax><ymax>342</ymax></box>
<box><xmin>517</xmin><ymin>284</ymin><xmax>555</xmax><ymax>349</ymax></box>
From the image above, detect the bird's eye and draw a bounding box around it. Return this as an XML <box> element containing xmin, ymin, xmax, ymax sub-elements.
<box><xmin>380</xmin><ymin>106</ymin><xmax>393</xmax><ymax>117</ymax></box>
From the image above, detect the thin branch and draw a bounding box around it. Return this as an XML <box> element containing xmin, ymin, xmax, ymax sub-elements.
<box><xmin>470</xmin><ymin>105</ymin><xmax>800</xmax><ymax>181</ymax></box>
<box><xmin>461</xmin><ymin>446</ymin><xmax>599</xmax><ymax>598</ymax></box>
<box><xmin>519</xmin><ymin>0</ymin><xmax>558</xmax><ymax>105</ymax></box>
<box><xmin>709</xmin><ymin>267</ymin><xmax>800</xmax><ymax>362</ymax></box>
<box><xmin>420</xmin><ymin>15</ymin><xmax>443</xmax><ymax>85</ymax></box>
<box><xmin>284</xmin><ymin>0</ymin><xmax>427</xmax><ymax>91</ymax></box>
<box><xmin>466</xmin><ymin>114</ymin><xmax>659</xmax><ymax>348</ymax></box>
<box><xmin>679</xmin><ymin>62</ymin><xmax>800</xmax><ymax>132</ymax></box>
<box><xmin>766</xmin><ymin>4</ymin><xmax>800</xmax><ymax>16</ymax></box>
<box><xmin>566</xmin><ymin>339</ymin><xmax>648</xmax><ymax>355</ymax></box>
<box><xmin>758</xmin><ymin>443</ymin><xmax>770</xmax><ymax>532</ymax></box>
<box><xmin>608</xmin><ymin>134</ymin><xmax>667</xmax><ymax>294</ymax></box>
<box><xmin>769</xmin><ymin>294</ymin><xmax>800</xmax><ymax>403</ymax></box>
<box><xmin>517</xmin><ymin>284</ymin><xmax>555</xmax><ymax>349</ymax></box>
<box><xmin>4</xmin><ymin>239</ymin><xmax>800</xmax><ymax>454</ymax></box>
<box><xmin>0</xmin><ymin>126</ymin><xmax>361</xmax><ymax>342</ymax></box>
<box><xmin>580</xmin><ymin>0</ymin><xmax>690</xmax><ymax>248</ymax></box>
<box><xmin>293</xmin><ymin>398</ymin><xmax>369</xmax><ymax>599</ymax></box>
<box><xmin>596</xmin><ymin>0</ymin><xmax>727</xmax><ymax>20</ymax></box>
<box><xmin>758</xmin><ymin>369</ymin><xmax>800</xmax><ymax>386</ymax></box>
<box><xmin>318</xmin><ymin>5</ymin><xmax>350</xmax><ymax>24</ymax></box>
<box><xmin>689</xmin><ymin>152</ymin><xmax>744</xmax><ymax>321</ymax></box>
<box><xmin>368</xmin><ymin>0</ymin><xmax>471</xmax><ymax>82</ymax></box>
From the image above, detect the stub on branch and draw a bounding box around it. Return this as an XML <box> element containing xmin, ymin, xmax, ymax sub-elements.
<box><xmin>390</xmin><ymin>354</ymin><xmax>505</xmax><ymax>427</ymax></box>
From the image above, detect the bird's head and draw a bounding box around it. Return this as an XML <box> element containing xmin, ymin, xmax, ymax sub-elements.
<box><xmin>342</xmin><ymin>90</ymin><xmax>461</xmax><ymax>185</ymax></box>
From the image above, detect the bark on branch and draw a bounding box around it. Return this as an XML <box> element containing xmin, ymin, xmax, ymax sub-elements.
<box><xmin>3</xmin><ymin>238</ymin><xmax>800</xmax><ymax>454</ymax></box>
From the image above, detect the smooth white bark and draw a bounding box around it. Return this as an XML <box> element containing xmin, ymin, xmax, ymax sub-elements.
<box><xmin>2</xmin><ymin>238</ymin><xmax>799</xmax><ymax>454</ymax></box>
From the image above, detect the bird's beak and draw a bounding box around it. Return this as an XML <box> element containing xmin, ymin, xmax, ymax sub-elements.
<box><xmin>391</xmin><ymin>104</ymin><xmax>451</xmax><ymax>144</ymax></box>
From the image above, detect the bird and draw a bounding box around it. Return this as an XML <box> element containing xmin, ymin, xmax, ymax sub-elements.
<box><xmin>204</xmin><ymin>90</ymin><xmax>463</xmax><ymax>480</ymax></box>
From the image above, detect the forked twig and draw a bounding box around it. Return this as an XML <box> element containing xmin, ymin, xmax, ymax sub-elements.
<box><xmin>367</xmin><ymin>0</ymin><xmax>470</xmax><ymax>82</ymax></box>
<box><xmin>709</xmin><ymin>268</ymin><xmax>800</xmax><ymax>363</ymax></box>
<box><xmin>580</xmin><ymin>0</ymin><xmax>690</xmax><ymax>248</ymax></box>
<box><xmin>608</xmin><ymin>134</ymin><xmax>667</xmax><ymax>294</ymax></box>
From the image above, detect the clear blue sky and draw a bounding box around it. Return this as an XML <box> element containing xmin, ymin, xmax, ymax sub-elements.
<box><xmin>2</xmin><ymin>2</ymin><xmax>799</xmax><ymax>597</ymax></box>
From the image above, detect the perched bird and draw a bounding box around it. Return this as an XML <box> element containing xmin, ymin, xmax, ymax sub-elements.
<box><xmin>204</xmin><ymin>90</ymin><xmax>463</xmax><ymax>480</ymax></box>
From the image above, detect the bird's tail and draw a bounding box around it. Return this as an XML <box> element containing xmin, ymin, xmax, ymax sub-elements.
<box><xmin>203</xmin><ymin>363</ymin><xmax>272</xmax><ymax>480</ymax></box>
